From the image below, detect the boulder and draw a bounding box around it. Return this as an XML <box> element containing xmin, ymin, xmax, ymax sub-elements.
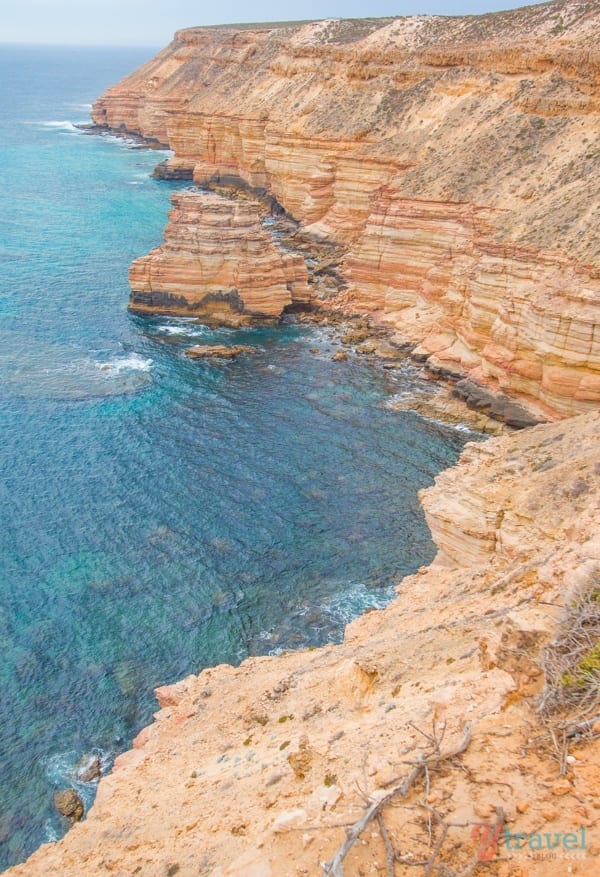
<box><xmin>54</xmin><ymin>790</ymin><xmax>84</xmax><ymax>823</ymax></box>
<box><xmin>78</xmin><ymin>754</ymin><xmax>101</xmax><ymax>783</ymax></box>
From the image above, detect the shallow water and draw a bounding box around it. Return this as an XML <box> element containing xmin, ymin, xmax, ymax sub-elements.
<box><xmin>0</xmin><ymin>45</ymin><xmax>471</xmax><ymax>867</ymax></box>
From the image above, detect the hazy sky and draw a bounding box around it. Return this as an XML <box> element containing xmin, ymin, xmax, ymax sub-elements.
<box><xmin>3</xmin><ymin>0</ymin><xmax>547</xmax><ymax>46</ymax></box>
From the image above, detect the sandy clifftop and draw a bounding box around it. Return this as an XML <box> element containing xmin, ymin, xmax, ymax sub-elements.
<box><xmin>8</xmin><ymin>409</ymin><xmax>600</xmax><ymax>876</ymax></box>
<box><xmin>91</xmin><ymin>0</ymin><xmax>600</xmax><ymax>421</ymax></box>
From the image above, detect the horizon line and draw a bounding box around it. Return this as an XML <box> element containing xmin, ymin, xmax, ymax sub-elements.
<box><xmin>0</xmin><ymin>1</ymin><xmax>553</xmax><ymax>48</ymax></box>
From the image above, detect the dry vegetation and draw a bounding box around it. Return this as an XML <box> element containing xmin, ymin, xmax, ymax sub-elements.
<box><xmin>539</xmin><ymin>571</ymin><xmax>600</xmax><ymax>724</ymax></box>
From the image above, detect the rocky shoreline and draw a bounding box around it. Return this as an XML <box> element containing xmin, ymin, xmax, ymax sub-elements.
<box><xmin>8</xmin><ymin>2</ymin><xmax>600</xmax><ymax>875</ymax></box>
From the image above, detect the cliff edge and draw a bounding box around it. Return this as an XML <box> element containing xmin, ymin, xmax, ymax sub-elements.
<box><xmin>8</xmin><ymin>410</ymin><xmax>600</xmax><ymax>875</ymax></box>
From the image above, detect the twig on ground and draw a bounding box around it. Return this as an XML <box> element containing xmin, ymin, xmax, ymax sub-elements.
<box><xmin>423</xmin><ymin>822</ymin><xmax>449</xmax><ymax>877</ymax></box>
<box><xmin>376</xmin><ymin>813</ymin><xmax>396</xmax><ymax>877</ymax></box>
<box><xmin>322</xmin><ymin>723</ymin><xmax>472</xmax><ymax>877</ymax></box>
<box><xmin>549</xmin><ymin>726</ymin><xmax>569</xmax><ymax>775</ymax></box>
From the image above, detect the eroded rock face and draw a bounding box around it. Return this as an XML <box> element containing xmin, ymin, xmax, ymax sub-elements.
<box><xmin>343</xmin><ymin>195</ymin><xmax>600</xmax><ymax>421</ymax></box>
<box><xmin>93</xmin><ymin>1</ymin><xmax>600</xmax><ymax>420</ymax></box>
<box><xmin>129</xmin><ymin>189</ymin><xmax>312</xmax><ymax>325</ymax></box>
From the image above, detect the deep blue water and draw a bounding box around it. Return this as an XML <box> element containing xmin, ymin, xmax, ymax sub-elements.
<box><xmin>0</xmin><ymin>45</ymin><xmax>469</xmax><ymax>868</ymax></box>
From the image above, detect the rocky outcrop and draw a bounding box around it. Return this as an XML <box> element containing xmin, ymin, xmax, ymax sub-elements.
<box><xmin>184</xmin><ymin>344</ymin><xmax>252</xmax><ymax>359</ymax></box>
<box><xmin>92</xmin><ymin>0</ymin><xmax>600</xmax><ymax>421</ymax></box>
<box><xmin>10</xmin><ymin>410</ymin><xmax>600</xmax><ymax>876</ymax></box>
<box><xmin>129</xmin><ymin>190</ymin><xmax>312</xmax><ymax>324</ymax></box>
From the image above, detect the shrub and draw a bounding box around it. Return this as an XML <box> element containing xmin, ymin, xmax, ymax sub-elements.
<box><xmin>539</xmin><ymin>576</ymin><xmax>600</xmax><ymax>720</ymax></box>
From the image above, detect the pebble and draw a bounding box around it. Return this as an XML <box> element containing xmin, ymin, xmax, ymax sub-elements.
<box><xmin>271</xmin><ymin>808</ymin><xmax>307</xmax><ymax>834</ymax></box>
<box><xmin>265</xmin><ymin>772</ymin><xmax>283</xmax><ymax>787</ymax></box>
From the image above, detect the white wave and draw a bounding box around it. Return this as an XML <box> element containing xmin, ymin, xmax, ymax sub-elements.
<box><xmin>383</xmin><ymin>391</ymin><xmax>425</xmax><ymax>409</ymax></box>
<box><xmin>317</xmin><ymin>581</ymin><xmax>393</xmax><ymax>626</ymax></box>
<box><xmin>441</xmin><ymin>420</ymin><xmax>477</xmax><ymax>435</ymax></box>
<box><xmin>155</xmin><ymin>322</ymin><xmax>210</xmax><ymax>338</ymax></box>
<box><xmin>44</xmin><ymin>748</ymin><xmax>112</xmax><ymax>788</ymax></box>
<box><xmin>43</xmin><ymin>821</ymin><xmax>60</xmax><ymax>843</ymax></box>
<box><xmin>95</xmin><ymin>353</ymin><xmax>153</xmax><ymax>374</ymax></box>
<box><xmin>38</xmin><ymin>120</ymin><xmax>86</xmax><ymax>132</ymax></box>
<box><xmin>99</xmin><ymin>132</ymin><xmax>172</xmax><ymax>156</ymax></box>
<box><xmin>254</xmin><ymin>580</ymin><xmax>394</xmax><ymax>656</ymax></box>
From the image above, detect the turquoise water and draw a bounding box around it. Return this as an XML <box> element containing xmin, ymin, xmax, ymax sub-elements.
<box><xmin>0</xmin><ymin>45</ymin><xmax>469</xmax><ymax>868</ymax></box>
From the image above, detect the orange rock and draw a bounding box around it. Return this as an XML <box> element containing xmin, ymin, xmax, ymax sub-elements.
<box><xmin>129</xmin><ymin>190</ymin><xmax>312</xmax><ymax>324</ymax></box>
<box><xmin>551</xmin><ymin>778</ymin><xmax>573</xmax><ymax>797</ymax></box>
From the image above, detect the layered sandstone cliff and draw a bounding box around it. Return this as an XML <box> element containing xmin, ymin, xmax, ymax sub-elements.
<box><xmin>12</xmin><ymin>5</ymin><xmax>598</xmax><ymax>875</ymax></box>
<box><xmin>129</xmin><ymin>189</ymin><xmax>312</xmax><ymax>324</ymax></box>
<box><xmin>91</xmin><ymin>0</ymin><xmax>600</xmax><ymax>421</ymax></box>
<box><xmin>9</xmin><ymin>409</ymin><xmax>600</xmax><ymax>877</ymax></box>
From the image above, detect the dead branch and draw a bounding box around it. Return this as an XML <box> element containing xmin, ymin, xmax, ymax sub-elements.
<box><xmin>424</xmin><ymin>823</ymin><xmax>449</xmax><ymax>877</ymax></box>
<box><xmin>564</xmin><ymin>712</ymin><xmax>600</xmax><ymax>738</ymax></box>
<box><xmin>322</xmin><ymin>723</ymin><xmax>472</xmax><ymax>877</ymax></box>
<box><xmin>377</xmin><ymin>813</ymin><xmax>396</xmax><ymax>877</ymax></box>
<box><xmin>549</xmin><ymin>726</ymin><xmax>569</xmax><ymax>775</ymax></box>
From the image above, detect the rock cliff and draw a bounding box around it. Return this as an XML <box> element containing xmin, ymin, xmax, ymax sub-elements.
<box><xmin>91</xmin><ymin>0</ymin><xmax>600</xmax><ymax>421</ymax></box>
<box><xmin>9</xmin><ymin>409</ymin><xmax>600</xmax><ymax>876</ymax></box>
<box><xmin>129</xmin><ymin>189</ymin><xmax>312</xmax><ymax>324</ymax></box>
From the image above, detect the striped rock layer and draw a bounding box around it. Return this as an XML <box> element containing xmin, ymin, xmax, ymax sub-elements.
<box><xmin>93</xmin><ymin>0</ymin><xmax>600</xmax><ymax>419</ymax></box>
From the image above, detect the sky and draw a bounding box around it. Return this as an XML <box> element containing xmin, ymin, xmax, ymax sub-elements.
<box><xmin>2</xmin><ymin>0</ymin><xmax>548</xmax><ymax>46</ymax></box>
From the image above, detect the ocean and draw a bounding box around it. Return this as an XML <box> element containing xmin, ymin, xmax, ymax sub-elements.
<box><xmin>0</xmin><ymin>44</ymin><xmax>470</xmax><ymax>868</ymax></box>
